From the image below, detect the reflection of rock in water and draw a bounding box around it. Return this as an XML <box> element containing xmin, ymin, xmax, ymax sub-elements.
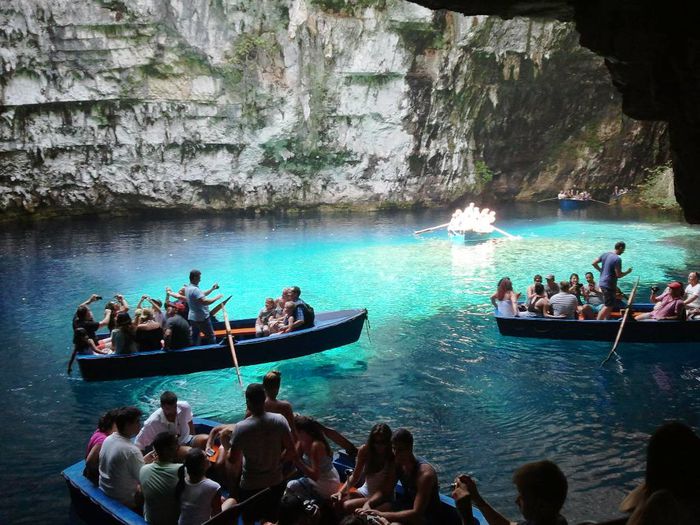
<box><xmin>557</xmin><ymin>208</ymin><xmax>589</xmax><ymax>220</ymax></box>
<box><xmin>658</xmin><ymin>235</ymin><xmax>700</xmax><ymax>249</ymax></box>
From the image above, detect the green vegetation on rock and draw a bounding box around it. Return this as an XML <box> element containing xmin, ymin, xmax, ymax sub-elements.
<box><xmin>310</xmin><ymin>0</ymin><xmax>386</xmax><ymax>16</ymax></box>
<box><xmin>261</xmin><ymin>138</ymin><xmax>358</xmax><ymax>176</ymax></box>
<box><xmin>639</xmin><ymin>162</ymin><xmax>678</xmax><ymax>209</ymax></box>
<box><xmin>344</xmin><ymin>72</ymin><xmax>402</xmax><ymax>87</ymax></box>
<box><xmin>390</xmin><ymin>19</ymin><xmax>446</xmax><ymax>52</ymax></box>
<box><xmin>474</xmin><ymin>160</ymin><xmax>494</xmax><ymax>185</ymax></box>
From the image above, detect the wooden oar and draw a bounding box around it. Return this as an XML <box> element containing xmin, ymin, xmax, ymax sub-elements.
<box><xmin>209</xmin><ymin>295</ymin><xmax>232</xmax><ymax>318</ymax></box>
<box><xmin>601</xmin><ymin>277</ymin><xmax>640</xmax><ymax>366</ymax></box>
<box><xmin>589</xmin><ymin>198</ymin><xmax>610</xmax><ymax>206</ymax></box>
<box><xmin>537</xmin><ymin>197</ymin><xmax>560</xmax><ymax>203</ymax></box>
<box><xmin>221</xmin><ymin>304</ymin><xmax>243</xmax><ymax>386</ymax></box>
<box><xmin>492</xmin><ymin>226</ymin><xmax>517</xmax><ymax>239</ymax></box>
<box><xmin>414</xmin><ymin>222</ymin><xmax>450</xmax><ymax>235</ymax></box>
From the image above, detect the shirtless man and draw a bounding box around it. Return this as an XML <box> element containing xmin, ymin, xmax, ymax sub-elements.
<box><xmin>359</xmin><ymin>428</ymin><xmax>441</xmax><ymax>525</ymax></box>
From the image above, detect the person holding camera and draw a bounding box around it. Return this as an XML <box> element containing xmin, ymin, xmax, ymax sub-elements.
<box><xmin>73</xmin><ymin>293</ymin><xmax>112</xmax><ymax>343</ymax></box>
<box><xmin>634</xmin><ymin>281</ymin><xmax>685</xmax><ymax>321</ymax></box>
<box><xmin>592</xmin><ymin>241</ymin><xmax>633</xmax><ymax>320</ymax></box>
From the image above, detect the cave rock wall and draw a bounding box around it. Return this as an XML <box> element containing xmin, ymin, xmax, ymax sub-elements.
<box><xmin>0</xmin><ymin>0</ymin><xmax>667</xmax><ymax>217</ymax></box>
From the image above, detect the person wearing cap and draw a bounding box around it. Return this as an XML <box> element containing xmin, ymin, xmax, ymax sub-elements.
<box><xmin>111</xmin><ymin>311</ymin><xmax>137</xmax><ymax>354</ymax></box>
<box><xmin>592</xmin><ymin>241</ymin><xmax>633</xmax><ymax>320</ymax></box>
<box><xmin>164</xmin><ymin>302</ymin><xmax>191</xmax><ymax>350</ymax></box>
<box><xmin>184</xmin><ymin>269</ymin><xmax>223</xmax><ymax>346</ymax></box>
<box><xmin>544</xmin><ymin>275</ymin><xmax>560</xmax><ymax>299</ymax></box>
<box><xmin>635</xmin><ymin>281</ymin><xmax>685</xmax><ymax>321</ymax></box>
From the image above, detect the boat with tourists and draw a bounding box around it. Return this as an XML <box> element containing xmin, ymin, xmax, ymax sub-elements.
<box><xmin>414</xmin><ymin>202</ymin><xmax>517</xmax><ymax>242</ymax></box>
<box><xmin>495</xmin><ymin>303</ymin><xmax>698</xmax><ymax>343</ymax></box>
<box><xmin>62</xmin><ymin>417</ymin><xmax>483</xmax><ymax>525</ymax></box>
<box><xmin>76</xmin><ymin>309</ymin><xmax>368</xmax><ymax>381</ymax></box>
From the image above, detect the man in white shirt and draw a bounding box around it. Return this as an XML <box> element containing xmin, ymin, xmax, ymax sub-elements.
<box><xmin>684</xmin><ymin>271</ymin><xmax>700</xmax><ymax>319</ymax></box>
<box><xmin>99</xmin><ymin>406</ymin><xmax>144</xmax><ymax>509</ymax></box>
<box><xmin>134</xmin><ymin>391</ymin><xmax>208</xmax><ymax>458</ymax></box>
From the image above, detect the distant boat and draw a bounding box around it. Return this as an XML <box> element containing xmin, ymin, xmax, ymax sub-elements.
<box><xmin>63</xmin><ymin>417</ymin><xmax>485</xmax><ymax>525</ymax></box>
<box><xmin>448</xmin><ymin>230</ymin><xmax>497</xmax><ymax>244</ymax></box>
<box><xmin>558</xmin><ymin>198</ymin><xmax>591</xmax><ymax>211</ymax></box>
<box><xmin>76</xmin><ymin>309</ymin><xmax>368</xmax><ymax>381</ymax></box>
<box><xmin>495</xmin><ymin>303</ymin><xmax>698</xmax><ymax>343</ymax></box>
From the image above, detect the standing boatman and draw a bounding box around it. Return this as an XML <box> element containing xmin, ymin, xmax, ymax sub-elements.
<box><xmin>592</xmin><ymin>241</ymin><xmax>633</xmax><ymax>320</ymax></box>
<box><xmin>184</xmin><ymin>269</ymin><xmax>223</xmax><ymax>345</ymax></box>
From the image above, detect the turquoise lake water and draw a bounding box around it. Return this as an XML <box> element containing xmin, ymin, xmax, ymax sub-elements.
<box><xmin>0</xmin><ymin>203</ymin><xmax>699</xmax><ymax>524</ymax></box>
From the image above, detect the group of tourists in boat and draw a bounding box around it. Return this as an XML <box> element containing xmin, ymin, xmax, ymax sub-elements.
<box><xmin>69</xmin><ymin>269</ymin><xmax>314</xmax><ymax>372</ymax></box>
<box><xmin>447</xmin><ymin>203</ymin><xmax>497</xmax><ymax>235</ymax></box>
<box><xmin>557</xmin><ymin>189</ymin><xmax>591</xmax><ymax>201</ymax></box>
<box><xmin>79</xmin><ymin>369</ymin><xmax>700</xmax><ymax>525</ymax></box>
<box><xmin>492</xmin><ymin>241</ymin><xmax>700</xmax><ymax>321</ymax></box>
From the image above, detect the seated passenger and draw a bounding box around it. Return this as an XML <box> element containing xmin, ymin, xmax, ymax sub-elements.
<box><xmin>683</xmin><ymin>271</ymin><xmax>700</xmax><ymax>319</ymax></box>
<box><xmin>135</xmin><ymin>391</ymin><xmax>208</xmax><ymax>459</ymax></box>
<box><xmin>544</xmin><ymin>275</ymin><xmax>560</xmax><ymax>298</ymax></box>
<box><xmin>84</xmin><ymin>409</ymin><xmax>118</xmax><ymax>484</ymax></box>
<box><xmin>99</xmin><ymin>406</ymin><xmax>144</xmax><ymax>509</ymax></box>
<box><xmin>176</xmin><ymin>448</ymin><xmax>236</xmax><ymax>525</ymax></box>
<box><xmin>331</xmin><ymin>423</ymin><xmax>395</xmax><ymax>514</ymax></box>
<box><xmin>286</xmin><ymin>415</ymin><xmax>341</xmax><ymax>501</ymax></box>
<box><xmin>635</xmin><ymin>282</ymin><xmax>685</xmax><ymax>321</ymax></box>
<box><xmin>583</xmin><ymin>271</ymin><xmax>605</xmax><ymax>314</ymax></box>
<box><xmin>140</xmin><ymin>432</ymin><xmax>181</xmax><ymax>525</ymax></box>
<box><xmin>452</xmin><ymin>460</ymin><xmax>568</xmax><ymax>525</ymax></box>
<box><xmin>111</xmin><ymin>312</ymin><xmax>137</xmax><ymax>354</ymax></box>
<box><xmin>255</xmin><ymin>298</ymin><xmax>276</xmax><ymax>337</ymax></box>
<box><xmin>68</xmin><ymin>327</ymin><xmax>111</xmax><ymax>374</ymax></box>
<box><xmin>526</xmin><ymin>275</ymin><xmax>543</xmax><ymax>299</ymax></box>
<box><xmin>135</xmin><ymin>308</ymin><xmax>165</xmax><ymax>351</ymax></box>
<box><xmin>613</xmin><ymin>287</ymin><xmax>628</xmax><ymax>312</ymax></box>
<box><xmin>73</xmin><ymin>294</ymin><xmax>112</xmax><ymax>344</ymax></box>
<box><xmin>546</xmin><ymin>281</ymin><xmax>579</xmax><ymax>319</ymax></box>
<box><xmin>490</xmin><ymin>277</ymin><xmax>519</xmax><ymax>317</ymax></box>
<box><xmin>287</xmin><ymin>286</ymin><xmax>315</xmax><ymax>330</ymax></box>
<box><xmin>164</xmin><ymin>303</ymin><xmax>192</xmax><ymax>350</ymax></box>
<box><xmin>620</xmin><ymin>422</ymin><xmax>700</xmax><ymax>525</ymax></box>
<box><xmin>358</xmin><ymin>428</ymin><xmax>441</xmax><ymax>525</ymax></box>
<box><xmin>277</xmin><ymin>301</ymin><xmax>298</xmax><ymax>333</ymax></box>
<box><xmin>569</xmin><ymin>273</ymin><xmax>584</xmax><ymax>305</ymax></box>
<box><xmin>524</xmin><ymin>283</ymin><xmax>548</xmax><ymax>317</ymax></box>
<box><xmin>137</xmin><ymin>295</ymin><xmax>165</xmax><ymax>327</ymax></box>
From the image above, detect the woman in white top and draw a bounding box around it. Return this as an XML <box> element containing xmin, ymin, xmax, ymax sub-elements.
<box><xmin>331</xmin><ymin>423</ymin><xmax>395</xmax><ymax>514</ymax></box>
<box><xmin>491</xmin><ymin>277</ymin><xmax>520</xmax><ymax>317</ymax></box>
<box><xmin>176</xmin><ymin>448</ymin><xmax>235</xmax><ymax>525</ymax></box>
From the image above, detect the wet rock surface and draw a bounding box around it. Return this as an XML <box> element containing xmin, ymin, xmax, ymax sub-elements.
<box><xmin>0</xmin><ymin>0</ymin><xmax>669</xmax><ymax>220</ymax></box>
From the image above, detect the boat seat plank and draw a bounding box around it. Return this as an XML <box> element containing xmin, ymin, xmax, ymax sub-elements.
<box><xmin>211</xmin><ymin>327</ymin><xmax>256</xmax><ymax>337</ymax></box>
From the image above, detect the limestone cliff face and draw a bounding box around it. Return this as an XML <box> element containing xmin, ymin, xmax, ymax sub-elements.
<box><xmin>0</xmin><ymin>0</ymin><xmax>667</xmax><ymax>218</ymax></box>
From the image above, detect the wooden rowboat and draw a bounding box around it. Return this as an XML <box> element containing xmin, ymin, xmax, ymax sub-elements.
<box><xmin>495</xmin><ymin>303</ymin><xmax>698</xmax><ymax>343</ymax></box>
<box><xmin>62</xmin><ymin>418</ymin><xmax>486</xmax><ymax>525</ymax></box>
<box><xmin>558</xmin><ymin>198</ymin><xmax>591</xmax><ymax>211</ymax></box>
<box><xmin>77</xmin><ymin>309</ymin><xmax>367</xmax><ymax>381</ymax></box>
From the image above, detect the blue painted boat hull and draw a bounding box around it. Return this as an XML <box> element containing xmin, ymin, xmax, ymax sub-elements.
<box><xmin>77</xmin><ymin>309</ymin><xmax>367</xmax><ymax>381</ymax></box>
<box><xmin>63</xmin><ymin>418</ymin><xmax>485</xmax><ymax>525</ymax></box>
<box><xmin>558</xmin><ymin>198</ymin><xmax>591</xmax><ymax>211</ymax></box>
<box><xmin>496</xmin><ymin>304</ymin><xmax>698</xmax><ymax>342</ymax></box>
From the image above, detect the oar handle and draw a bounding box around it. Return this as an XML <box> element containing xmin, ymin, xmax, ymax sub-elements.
<box><xmin>221</xmin><ymin>305</ymin><xmax>243</xmax><ymax>386</ymax></box>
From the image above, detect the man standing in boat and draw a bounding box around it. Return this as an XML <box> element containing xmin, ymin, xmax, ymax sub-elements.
<box><xmin>184</xmin><ymin>269</ymin><xmax>223</xmax><ymax>345</ymax></box>
<box><xmin>592</xmin><ymin>241</ymin><xmax>633</xmax><ymax>320</ymax></box>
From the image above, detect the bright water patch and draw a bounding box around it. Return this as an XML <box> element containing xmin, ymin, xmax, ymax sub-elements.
<box><xmin>0</xmin><ymin>206</ymin><xmax>699</xmax><ymax>524</ymax></box>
